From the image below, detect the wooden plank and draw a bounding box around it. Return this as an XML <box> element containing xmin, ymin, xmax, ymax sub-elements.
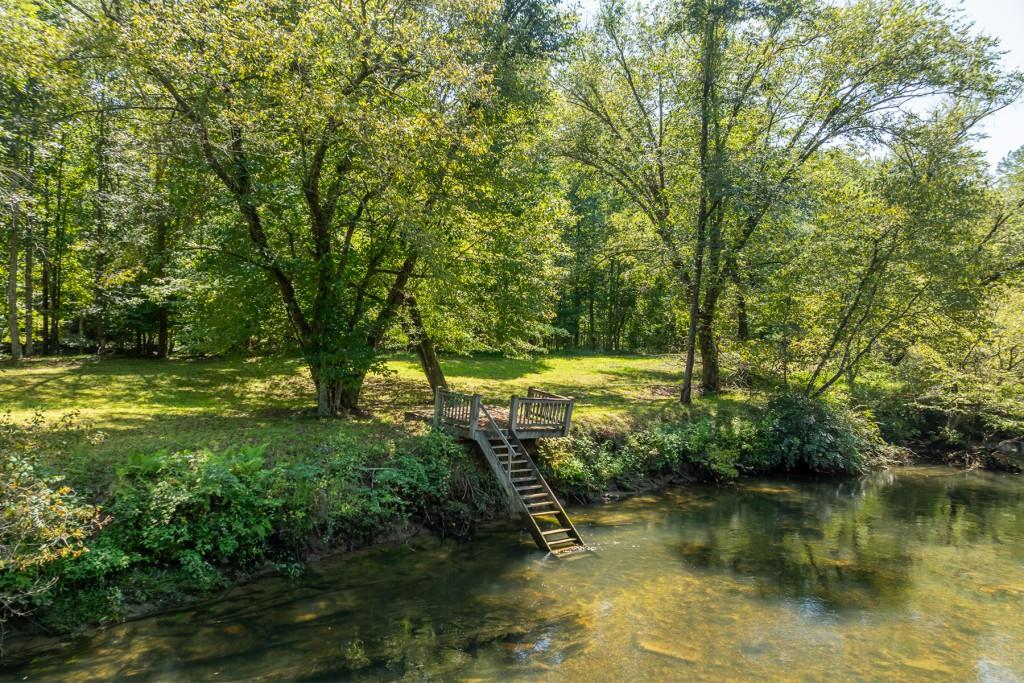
<box><xmin>468</xmin><ymin>394</ymin><xmax>481</xmax><ymax>439</ymax></box>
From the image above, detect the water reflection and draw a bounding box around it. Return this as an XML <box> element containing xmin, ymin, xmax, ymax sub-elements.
<box><xmin>4</xmin><ymin>467</ymin><xmax>1023</xmax><ymax>681</ymax></box>
<box><xmin>673</xmin><ymin>475</ymin><xmax>918</xmax><ymax>610</ymax></box>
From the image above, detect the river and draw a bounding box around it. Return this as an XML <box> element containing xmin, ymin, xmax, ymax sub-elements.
<box><xmin>4</xmin><ymin>466</ymin><xmax>1023</xmax><ymax>681</ymax></box>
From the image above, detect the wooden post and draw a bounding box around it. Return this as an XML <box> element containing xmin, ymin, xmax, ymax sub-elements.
<box><xmin>509</xmin><ymin>396</ymin><xmax>519</xmax><ymax>433</ymax></box>
<box><xmin>469</xmin><ymin>394</ymin><xmax>481</xmax><ymax>439</ymax></box>
<box><xmin>433</xmin><ymin>387</ymin><xmax>443</xmax><ymax>429</ymax></box>
<box><xmin>562</xmin><ymin>398</ymin><xmax>575</xmax><ymax>437</ymax></box>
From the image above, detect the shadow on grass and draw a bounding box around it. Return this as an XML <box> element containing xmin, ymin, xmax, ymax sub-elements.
<box><xmin>0</xmin><ymin>356</ymin><xmax>313</xmax><ymax>414</ymax></box>
<box><xmin>439</xmin><ymin>355</ymin><xmax>551</xmax><ymax>381</ymax></box>
<box><xmin>601</xmin><ymin>364</ymin><xmax>686</xmax><ymax>385</ymax></box>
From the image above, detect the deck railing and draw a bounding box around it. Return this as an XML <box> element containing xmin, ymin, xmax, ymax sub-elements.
<box><xmin>509</xmin><ymin>387</ymin><xmax>574</xmax><ymax>437</ymax></box>
<box><xmin>434</xmin><ymin>388</ymin><xmax>481</xmax><ymax>437</ymax></box>
<box><xmin>434</xmin><ymin>386</ymin><xmax>575</xmax><ymax>439</ymax></box>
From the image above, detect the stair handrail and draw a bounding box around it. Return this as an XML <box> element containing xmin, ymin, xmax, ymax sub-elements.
<box><xmin>478</xmin><ymin>403</ymin><xmax>515</xmax><ymax>476</ymax></box>
<box><xmin>506</xmin><ymin>427</ymin><xmax>585</xmax><ymax>548</ymax></box>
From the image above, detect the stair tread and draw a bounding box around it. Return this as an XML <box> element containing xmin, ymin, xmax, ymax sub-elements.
<box><xmin>459</xmin><ymin>405</ymin><xmax>581</xmax><ymax>554</ymax></box>
<box><xmin>552</xmin><ymin>545</ymin><xmax>588</xmax><ymax>557</ymax></box>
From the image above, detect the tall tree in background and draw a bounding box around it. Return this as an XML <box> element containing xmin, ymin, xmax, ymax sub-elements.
<box><xmin>558</xmin><ymin>0</ymin><xmax>1020</xmax><ymax>402</ymax></box>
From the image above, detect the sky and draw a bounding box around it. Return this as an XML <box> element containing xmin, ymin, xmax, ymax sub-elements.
<box><xmin>571</xmin><ymin>0</ymin><xmax>1024</xmax><ymax>169</ymax></box>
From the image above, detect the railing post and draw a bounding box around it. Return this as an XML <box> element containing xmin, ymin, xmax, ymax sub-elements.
<box><xmin>509</xmin><ymin>396</ymin><xmax>519</xmax><ymax>433</ymax></box>
<box><xmin>562</xmin><ymin>398</ymin><xmax>575</xmax><ymax>437</ymax></box>
<box><xmin>469</xmin><ymin>394</ymin><xmax>481</xmax><ymax>439</ymax></box>
<box><xmin>433</xmin><ymin>387</ymin><xmax>443</xmax><ymax>430</ymax></box>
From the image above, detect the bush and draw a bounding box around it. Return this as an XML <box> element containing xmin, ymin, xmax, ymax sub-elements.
<box><xmin>537</xmin><ymin>417</ymin><xmax>752</xmax><ymax>497</ymax></box>
<box><xmin>537</xmin><ymin>394</ymin><xmax>899</xmax><ymax>496</ymax></box>
<box><xmin>108</xmin><ymin>447</ymin><xmax>282</xmax><ymax>587</ymax></box>
<box><xmin>0</xmin><ymin>413</ymin><xmax>105</xmax><ymax>640</ymax></box>
<box><xmin>0</xmin><ymin>415</ymin><xmax>502</xmax><ymax>635</ymax></box>
<box><xmin>742</xmin><ymin>394</ymin><xmax>895</xmax><ymax>475</ymax></box>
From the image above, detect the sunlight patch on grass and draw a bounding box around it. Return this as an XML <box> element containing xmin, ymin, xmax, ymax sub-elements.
<box><xmin>0</xmin><ymin>353</ymin><xmax>745</xmax><ymax>457</ymax></box>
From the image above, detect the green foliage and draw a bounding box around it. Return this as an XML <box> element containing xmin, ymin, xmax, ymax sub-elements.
<box><xmin>539</xmin><ymin>395</ymin><xmax>897</xmax><ymax>497</ymax></box>
<box><xmin>109</xmin><ymin>447</ymin><xmax>281</xmax><ymax>586</ymax></box>
<box><xmin>0</xmin><ymin>411</ymin><xmax>501</xmax><ymax>633</ymax></box>
<box><xmin>538</xmin><ymin>417</ymin><xmax>751</xmax><ymax>497</ymax></box>
<box><xmin>0</xmin><ymin>413</ymin><xmax>104</xmax><ymax>637</ymax></box>
<box><xmin>743</xmin><ymin>394</ymin><xmax>894</xmax><ymax>475</ymax></box>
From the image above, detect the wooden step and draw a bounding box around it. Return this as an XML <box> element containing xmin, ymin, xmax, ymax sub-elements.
<box><xmin>516</xmin><ymin>485</ymin><xmax>544</xmax><ymax>492</ymax></box>
<box><xmin>530</xmin><ymin>510</ymin><xmax>558</xmax><ymax>517</ymax></box>
<box><xmin>541</xmin><ymin>528</ymin><xmax>573</xmax><ymax>536</ymax></box>
<box><xmin>547</xmin><ymin>537</ymin><xmax>578</xmax><ymax>547</ymax></box>
<box><xmin>521</xmin><ymin>492</ymin><xmax>550</xmax><ymax>499</ymax></box>
<box><xmin>526</xmin><ymin>500</ymin><xmax>557</xmax><ymax>509</ymax></box>
<box><xmin>512</xmin><ymin>476</ymin><xmax>537</xmax><ymax>484</ymax></box>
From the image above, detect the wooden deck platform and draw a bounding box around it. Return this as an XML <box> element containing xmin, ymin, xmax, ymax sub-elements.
<box><xmin>434</xmin><ymin>388</ymin><xmax>587</xmax><ymax>556</ymax></box>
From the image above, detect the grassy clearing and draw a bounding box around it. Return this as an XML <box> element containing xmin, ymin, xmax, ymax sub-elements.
<box><xmin>0</xmin><ymin>353</ymin><xmax>752</xmax><ymax>463</ymax></box>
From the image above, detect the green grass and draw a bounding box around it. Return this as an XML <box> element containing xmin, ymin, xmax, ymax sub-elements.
<box><xmin>0</xmin><ymin>352</ymin><xmax>750</xmax><ymax>464</ymax></box>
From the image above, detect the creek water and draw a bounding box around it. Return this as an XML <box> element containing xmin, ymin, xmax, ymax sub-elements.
<box><xmin>4</xmin><ymin>466</ymin><xmax>1023</xmax><ymax>682</ymax></box>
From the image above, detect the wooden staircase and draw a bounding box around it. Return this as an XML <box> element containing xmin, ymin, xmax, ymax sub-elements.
<box><xmin>433</xmin><ymin>388</ymin><xmax>586</xmax><ymax>556</ymax></box>
<box><xmin>475</xmin><ymin>408</ymin><xmax>586</xmax><ymax>556</ymax></box>
<box><xmin>434</xmin><ymin>389</ymin><xmax>589</xmax><ymax>557</ymax></box>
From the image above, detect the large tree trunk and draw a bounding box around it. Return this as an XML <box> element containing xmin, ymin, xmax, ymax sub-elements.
<box><xmin>312</xmin><ymin>369</ymin><xmax>363</xmax><ymax>417</ymax></box>
<box><xmin>736</xmin><ymin>291</ymin><xmax>749</xmax><ymax>341</ymax></box>
<box><xmin>682</xmin><ymin>7</ymin><xmax>718</xmax><ymax>404</ymax></box>
<box><xmin>157</xmin><ymin>310</ymin><xmax>169</xmax><ymax>358</ymax></box>
<box><xmin>699</xmin><ymin>208</ymin><xmax>726</xmax><ymax>395</ymax></box>
<box><xmin>405</xmin><ymin>293</ymin><xmax>446</xmax><ymax>392</ymax></box>
<box><xmin>7</xmin><ymin>126</ymin><xmax>22</xmax><ymax>361</ymax></box>
<box><xmin>698</xmin><ymin>310</ymin><xmax>719</xmax><ymax>393</ymax></box>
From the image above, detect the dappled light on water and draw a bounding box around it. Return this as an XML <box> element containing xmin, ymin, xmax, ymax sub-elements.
<box><xmin>6</xmin><ymin>467</ymin><xmax>1023</xmax><ymax>681</ymax></box>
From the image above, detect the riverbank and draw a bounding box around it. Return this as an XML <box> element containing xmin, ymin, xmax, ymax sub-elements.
<box><xmin>0</xmin><ymin>353</ymin><xmax>692</xmax><ymax>642</ymax></box>
<box><xmin>1</xmin><ymin>354</ymin><xmax>1019</xmax><ymax>647</ymax></box>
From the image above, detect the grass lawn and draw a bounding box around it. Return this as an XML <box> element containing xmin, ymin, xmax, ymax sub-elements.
<box><xmin>0</xmin><ymin>352</ymin><xmax>750</xmax><ymax>462</ymax></box>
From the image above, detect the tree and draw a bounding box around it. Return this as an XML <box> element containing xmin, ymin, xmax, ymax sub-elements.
<box><xmin>557</xmin><ymin>0</ymin><xmax>1020</xmax><ymax>401</ymax></box>
<box><xmin>55</xmin><ymin>0</ymin><xmax>567</xmax><ymax>414</ymax></box>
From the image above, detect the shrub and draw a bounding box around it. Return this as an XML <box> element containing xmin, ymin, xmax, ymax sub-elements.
<box><xmin>537</xmin><ymin>418</ymin><xmax>752</xmax><ymax>497</ymax></box>
<box><xmin>537</xmin><ymin>394</ymin><xmax>899</xmax><ymax>494</ymax></box>
<box><xmin>0</xmin><ymin>413</ymin><xmax>105</xmax><ymax>641</ymax></box>
<box><xmin>535</xmin><ymin>432</ymin><xmax>604</xmax><ymax>496</ymax></box>
<box><xmin>108</xmin><ymin>447</ymin><xmax>281</xmax><ymax>586</ymax></box>
<box><xmin>743</xmin><ymin>393</ymin><xmax>894</xmax><ymax>475</ymax></box>
<box><xmin>30</xmin><ymin>430</ymin><xmax>503</xmax><ymax>631</ymax></box>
